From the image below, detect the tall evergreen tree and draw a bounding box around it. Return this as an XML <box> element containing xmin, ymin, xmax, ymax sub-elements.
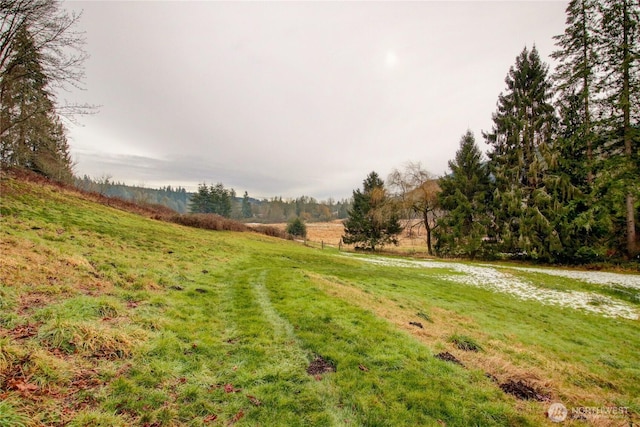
<box><xmin>547</xmin><ymin>0</ymin><xmax>607</xmax><ymax>261</ymax></box>
<box><xmin>435</xmin><ymin>131</ymin><xmax>492</xmax><ymax>258</ymax></box>
<box><xmin>209</xmin><ymin>183</ymin><xmax>233</xmax><ymax>218</ymax></box>
<box><xmin>485</xmin><ymin>46</ymin><xmax>560</xmax><ymax>260</ymax></box>
<box><xmin>190</xmin><ymin>183</ymin><xmax>211</xmax><ymax>213</ymax></box>
<box><xmin>241</xmin><ymin>191</ymin><xmax>252</xmax><ymax>218</ymax></box>
<box><xmin>544</xmin><ymin>95</ymin><xmax>611</xmax><ymax>262</ymax></box>
<box><xmin>342</xmin><ymin>171</ymin><xmax>402</xmax><ymax>251</ymax></box>
<box><xmin>597</xmin><ymin>0</ymin><xmax>640</xmax><ymax>257</ymax></box>
<box><xmin>0</xmin><ymin>25</ymin><xmax>73</xmax><ymax>182</ymax></box>
<box><xmin>552</xmin><ymin>0</ymin><xmax>600</xmax><ymax>185</ymax></box>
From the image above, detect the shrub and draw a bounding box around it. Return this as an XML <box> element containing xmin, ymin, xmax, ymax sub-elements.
<box><xmin>168</xmin><ymin>213</ymin><xmax>247</xmax><ymax>232</ymax></box>
<box><xmin>248</xmin><ymin>225</ymin><xmax>290</xmax><ymax>239</ymax></box>
<box><xmin>286</xmin><ymin>217</ymin><xmax>307</xmax><ymax>238</ymax></box>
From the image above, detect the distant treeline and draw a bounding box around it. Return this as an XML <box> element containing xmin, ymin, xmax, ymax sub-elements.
<box><xmin>75</xmin><ymin>176</ymin><xmax>191</xmax><ymax>213</ymax></box>
<box><xmin>250</xmin><ymin>194</ymin><xmax>352</xmax><ymax>223</ymax></box>
<box><xmin>74</xmin><ymin>176</ymin><xmax>352</xmax><ymax>222</ymax></box>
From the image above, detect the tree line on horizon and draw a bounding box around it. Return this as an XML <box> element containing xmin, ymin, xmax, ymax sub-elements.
<box><xmin>75</xmin><ymin>175</ymin><xmax>352</xmax><ymax>222</ymax></box>
<box><xmin>343</xmin><ymin>0</ymin><xmax>639</xmax><ymax>263</ymax></box>
<box><xmin>186</xmin><ymin>182</ymin><xmax>352</xmax><ymax>223</ymax></box>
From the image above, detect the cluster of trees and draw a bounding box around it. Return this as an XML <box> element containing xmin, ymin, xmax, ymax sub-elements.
<box><xmin>251</xmin><ymin>195</ymin><xmax>351</xmax><ymax>223</ymax></box>
<box><xmin>344</xmin><ymin>0</ymin><xmax>639</xmax><ymax>262</ymax></box>
<box><xmin>188</xmin><ymin>182</ymin><xmax>352</xmax><ymax>222</ymax></box>
<box><xmin>1</xmin><ymin>1</ymin><xmax>91</xmax><ymax>182</ymax></box>
<box><xmin>190</xmin><ymin>183</ymin><xmax>236</xmax><ymax>217</ymax></box>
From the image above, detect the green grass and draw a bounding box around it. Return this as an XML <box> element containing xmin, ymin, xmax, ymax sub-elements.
<box><xmin>0</xmin><ymin>399</ymin><xmax>29</xmax><ymax>427</ymax></box>
<box><xmin>1</xmin><ymin>174</ymin><xmax>639</xmax><ymax>425</ymax></box>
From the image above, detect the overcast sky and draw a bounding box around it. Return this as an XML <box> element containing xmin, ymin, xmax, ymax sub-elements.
<box><xmin>63</xmin><ymin>0</ymin><xmax>569</xmax><ymax>200</ymax></box>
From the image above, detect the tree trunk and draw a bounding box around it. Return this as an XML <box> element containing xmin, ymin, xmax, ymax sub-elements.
<box><xmin>424</xmin><ymin>211</ymin><xmax>433</xmax><ymax>256</ymax></box>
<box><xmin>622</xmin><ymin>0</ymin><xmax>637</xmax><ymax>257</ymax></box>
<box><xmin>626</xmin><ymin>194</ymin><xmax>637</xmax><ymax>257</ymax></box>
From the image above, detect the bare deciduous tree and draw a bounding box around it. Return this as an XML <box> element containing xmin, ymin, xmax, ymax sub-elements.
<box><xmin>388</xmin><ymin>161</ymin><xmax>441</xmax><ymax>255</ymax></box>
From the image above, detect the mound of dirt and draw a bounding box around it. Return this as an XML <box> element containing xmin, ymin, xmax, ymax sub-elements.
<box><xmin>499</xmin><ymin>379</ymin><xmax>549</xmax><ymax>401</ymax></box>
<box><xmin>434</xmin><ymin>352</ymin><xmax>465</xmax><ymax>367</ymax></box>
<box><xmin>306</xmin><ymin>356</ymin><xmax>336</xmax><ymax>375</ymax></box>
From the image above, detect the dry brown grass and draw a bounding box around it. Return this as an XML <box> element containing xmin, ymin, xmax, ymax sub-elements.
<box><xmin>270</xmin><ymin>219</ymin><xmax>432</xmax><ymax>253</ymax></box>
<box><xmin>0</xmin><ymin>237</ymin><xmax>110</xmax><ymax>303</ymax></box>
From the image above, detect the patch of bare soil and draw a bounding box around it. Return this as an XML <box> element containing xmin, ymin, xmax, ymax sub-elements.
<box><xmin>18</xmin><ymin>293</ymin><xmax>51</xmax><ymax>314</ymax></box>
<box><xmin>7</xmin><ymin>322</ymin><xmax>40</xmax><ymax>339</ymax></box>
<box><xmin>1</xmin><ymin>356</ymin><xmax>40</xmax><ymax>396</ymax></box>
<box><xmin>306</xmin><ymin>355</ymin><xmax>335</xmax><ymax>375</ymax></box>
<box><xmin>499</xmin><ymin>379</ymin><xmax>550</xmax><ymax>401</ymax></box>
<box><xmin>434</xmin><ymin>352</ymin><xmax>465</xmax><ymax>367</ymax></box>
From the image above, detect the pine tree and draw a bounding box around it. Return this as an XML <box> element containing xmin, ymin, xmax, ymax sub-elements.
<box><xmin>485</xmin><ymin>46</ymin><xmax>559</xmax><ymax>260</ymax></box>
<box><xmin>0</xmin><ymin>25</ymin><xmax>73</xmax><ymax>182</ymax></box>
<box><xmin>241</xmin><ymin>191</ymin><xmax>252</xmax><ymax>218</ymax></box>
<box><xmin>552</xmin><ymin>0</ymin><xmax>600</xmax><ymax>184</ymax></box>
<box><xmin>435</xmin><ymin>131</ymin><xmax>492</xmax><ymax>258</ymax></box>
<box><xmin>209</xmin><ymin>183</ymin><xmax>232</xmax><ymax>218</ymax></box>
<box><xmin>547</xmin><ymin>0</ymin><xmax>606</xmax><ymax>261</ymax></box>
<box><xmin>597</xmin><ymin>0</ymin><xmax>640</xmax><ymax>257</ymax></box>
<box><xmin>342</xmin><ymin>171</ymin><xmax>402</xmax><ymax>251</ymax></box>
<box><xmin>190</xmin><ymin>183</ymin><xmax>211</xmax><ymax>213</ymax></box>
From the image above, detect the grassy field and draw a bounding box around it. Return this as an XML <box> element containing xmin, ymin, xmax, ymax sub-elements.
<box><xmin>1</xmin><ymin>173</ymin><xmax>639</xmax><ymax>426</ymax></box>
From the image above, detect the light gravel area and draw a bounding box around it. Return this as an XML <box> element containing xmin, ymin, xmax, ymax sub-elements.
<box><xmin>342</xmin><ymin>255</ymin><xmax>639</xmax><ymax>320</ymax></box>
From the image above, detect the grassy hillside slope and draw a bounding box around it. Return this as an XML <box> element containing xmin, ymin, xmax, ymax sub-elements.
<box><xmin>0</xmin><ymin>173</ymin><xmax>638</xmax><ymax>426</ymax></box>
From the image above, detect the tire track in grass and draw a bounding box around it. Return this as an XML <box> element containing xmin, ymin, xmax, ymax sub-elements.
<box><xmin>251</xmin><ymin>268</ymin><xmax>355</xmax><ymax>426</ymax></box>
<box><xmin>260</xmin><ymin>268</ymin><xmax>533</xmax><ymax>426</ymax></box>
<box><xmin>223</xmin><ymin>266</ymin><xmax>352</xmax><ymax>426</ymax></box>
